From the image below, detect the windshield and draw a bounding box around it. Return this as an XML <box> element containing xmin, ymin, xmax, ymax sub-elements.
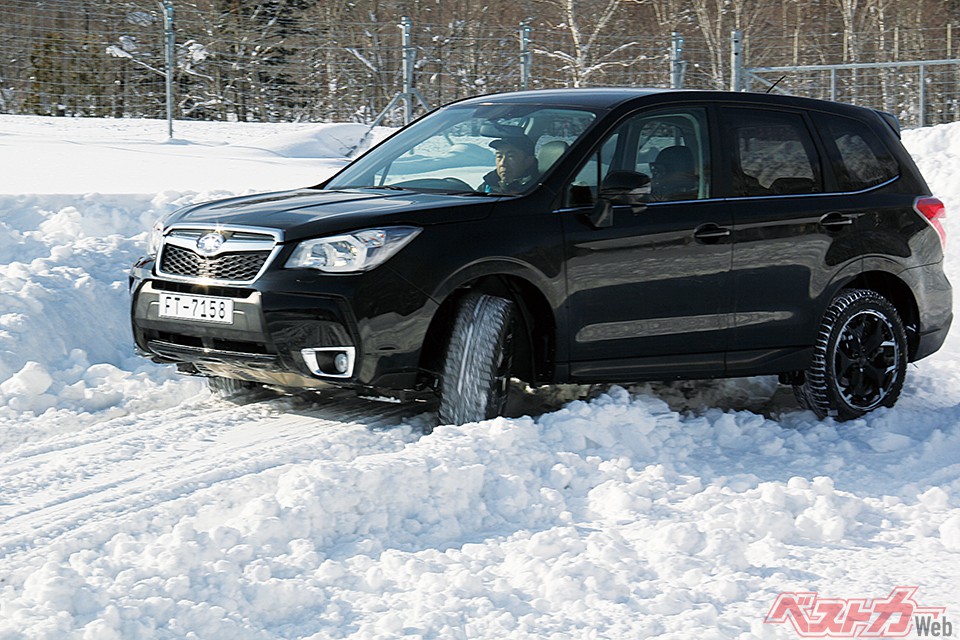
<box><xmin>325</xmin><ymin>104</ymin><xmax>598</xmax><ymax>196</ymax></box>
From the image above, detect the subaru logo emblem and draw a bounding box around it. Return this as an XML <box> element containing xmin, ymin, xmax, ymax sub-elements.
<box><xmin>196</xmin><ymin>232</ymin><xmax>225</xmax><ymax>255</ymax></box>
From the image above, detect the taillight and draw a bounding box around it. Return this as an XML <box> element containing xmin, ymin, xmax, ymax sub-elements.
<box><xmin>914</xmin><ymin>196</ymin><xmax>947</xmax><ymax>250</ymax></box>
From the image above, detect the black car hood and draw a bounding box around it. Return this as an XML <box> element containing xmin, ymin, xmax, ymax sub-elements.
<box><xmin>163</xmin><ymin>188</ymin><xmax>498</xmax><ymax>242</ymax></box>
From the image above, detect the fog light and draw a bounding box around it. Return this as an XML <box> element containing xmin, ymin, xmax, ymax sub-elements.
<box><xmin>300</xmin><ymin>346</ymin><xmax>356</xmax><ymax>379</ymax></box>
<box><xmin>334</xmin><ymin>352</ymin><xmax>350</xmax><ymax>374</ymax></box>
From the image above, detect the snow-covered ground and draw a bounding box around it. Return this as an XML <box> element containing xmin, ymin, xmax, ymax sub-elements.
<box><xmin>1</xmin><ymin>112</ymin><xmax>959</xmax><ymax>639</ymax></box>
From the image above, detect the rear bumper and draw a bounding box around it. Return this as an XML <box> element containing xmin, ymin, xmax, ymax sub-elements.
<box><xmin>903</xmin><ymin>260</ymin><xmax>952</xmax><ymax>362</ymax></box>
<box><xmin>915</xmin><ymin>321</ymin><xmax>952</xmax><ymax>361</ymax></box>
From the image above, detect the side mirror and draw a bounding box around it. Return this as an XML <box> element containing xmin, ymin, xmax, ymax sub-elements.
<box><xmin>588</xmin><ymin>199</ymin><xmax>614</xmax><ymax>228</ymax></box>
<box><xmin>599</xmin><ymin>170</ymin><xmax>650</xmax><ymax>214</ymax></box>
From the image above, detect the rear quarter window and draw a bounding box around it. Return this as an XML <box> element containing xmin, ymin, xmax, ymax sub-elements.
<box><xmin>814</xmin><ymin>112</ymin><xmax>900</xmax><ymax>191</ymax></box>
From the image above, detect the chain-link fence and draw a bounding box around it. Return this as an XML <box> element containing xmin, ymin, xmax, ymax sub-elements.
<box><xmin>0</xmin><ymin>0</ymin><xmax>688</xmax><ymax>125</ymax></box>
<box><xmin>736</xmin><ymin>26</ymin><xmax>960</xmax><ymax>127</ymax></box>
<box><xmin>2</xmin><ymin>0</ymin><xmax>959</xmax><ymax>129</ymax></box>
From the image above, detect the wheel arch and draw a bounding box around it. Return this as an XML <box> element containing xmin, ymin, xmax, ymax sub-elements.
<box><xmin>842</xmin><ymin>270</ymin><xmax>921</xmax><ymax>359</ymax></box>
<box><xmin>419</xmin><ymin>273</ymin><xmax>557</xmax><ymax>387</ymax></box>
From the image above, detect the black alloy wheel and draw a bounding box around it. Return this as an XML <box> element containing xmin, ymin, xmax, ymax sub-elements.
<box><xmin>794</xmin><ymin>289</ymin><xmax>907</xmax><ymax>420</ymax></box>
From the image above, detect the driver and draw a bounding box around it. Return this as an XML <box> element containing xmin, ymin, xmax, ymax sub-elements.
<box><xmin>481</xmin><ymin>136</ymin><xmax>539</xmax><ymax>194</ymax></box>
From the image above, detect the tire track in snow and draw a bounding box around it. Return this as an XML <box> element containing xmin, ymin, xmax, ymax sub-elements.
<box><xmin>0</xmin><ymin>391</ymin><xmax>429</xmax><ymax>567</ymax></box>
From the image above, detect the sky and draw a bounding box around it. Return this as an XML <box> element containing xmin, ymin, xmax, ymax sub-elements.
<box><xmin>0</xmin><ymin>112</ymin><xmax>959</xmax><ymax>639</ymax></box>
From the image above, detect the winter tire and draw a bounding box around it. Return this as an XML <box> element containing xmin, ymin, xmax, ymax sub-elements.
<box><xmin>438</xmin><ymin>292</ymin><xmax>515</xmax><ymax>426</ymax></box>
<box><xmin>794</xmin><ymin>289</ymin><xmax>907</xmax><ymax>420</ymax></box>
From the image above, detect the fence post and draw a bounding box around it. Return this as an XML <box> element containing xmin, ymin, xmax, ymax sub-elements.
<box><xmin>670</xmin><ymin>32</ymin><xmax>686</xmax><ymax>89</ymax></box>
<box><xmin>730</xmin><ymin>30</ymin><xmax>744</xmax><ymax>91</ymax></box>
<box><xmin>370</xmin><ymin>17</ymin><xmax>430</xmax><ymax>127</ymax></box>
<box><xmin>160</xmin><ymin>0</ymin><xmax>174</xmax><ymax>138</ymax></box>
<box><xmin>919</xmin><ymin>63</ymin><xmax>927</xmax><ymax>127</ymax></box>
<box><xmin>401</xmin><ymin>16</ymin><xmax>415</xmax><ymax>124</ymax></box>
<box><xmin>520</xmin><ymin>24</ymin><xmax>531</xmax><ymax>90</ymax></box>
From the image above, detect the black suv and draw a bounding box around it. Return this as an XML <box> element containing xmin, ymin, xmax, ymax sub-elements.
<box><xmin>129</xmin><ymin>89</ymin><xmax>951</xmax><ymax>425</ymax></box>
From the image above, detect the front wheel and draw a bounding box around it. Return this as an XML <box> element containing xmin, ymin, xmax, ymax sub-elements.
<box><xmin>438</xmin><ymin>292</ymin><xmax>515</xmax><ymax>426</ymax></box>
<box><xmin>794</xmin><ymin>289</ymin><xmax>907</xmax><ymax>420</ymax></box>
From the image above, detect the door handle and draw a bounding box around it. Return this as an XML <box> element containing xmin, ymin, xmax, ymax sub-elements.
<box><xmin>819</xmin><ymin>212</ymin><xmax>857</xmax><ymax>229</ymax></box>
<box><xmin>693</xmin><ymin>224</ymin><xmax>731</xmax><ymax>241</ymax></box>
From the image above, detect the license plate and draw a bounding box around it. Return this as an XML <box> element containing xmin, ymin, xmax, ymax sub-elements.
<box><xmin>158</xmin><ymin>293</ymin><xmax>235</xmax><ymax>324</ymax></box>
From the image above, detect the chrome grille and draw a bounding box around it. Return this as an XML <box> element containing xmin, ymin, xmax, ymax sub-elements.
<box><xmin>160</xmin><ymin>245</ymin><xmax>270</xmax><ymax>281</ymax></box>
<box><xmin>155</xmin><ymin>225</ymin><xmax>281</xmax><ymax>284</ymax></box>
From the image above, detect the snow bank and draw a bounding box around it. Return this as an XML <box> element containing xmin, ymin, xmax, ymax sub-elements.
<box><xmin>903</xmin><ymin>120</ymin><xmax>960</xmax><ymax>207</ymax></box>
<box><xmin>233</xmin><ymin>123</ymin><xmax>376</xmax><ymax>159</ymax></box>
<box><xmin>0</xmin><ymin>193</ymin><xmax>210</xmax><ymax>421</ymax></box>
<box><xmin>0</xmin><ymin>116</ymin><xmax>389</xmax><ymax>195</ymax></box>
<box><xmin>0</xmin><ymin>116</ymin><xmax>391</xmax><ymax>437</ymax></box>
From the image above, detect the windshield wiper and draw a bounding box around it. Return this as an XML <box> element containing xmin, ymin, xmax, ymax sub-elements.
<box><xmin>451</xmin><ymin>190</ymin><xmax>513</xmax><ymax>197</ymax></box>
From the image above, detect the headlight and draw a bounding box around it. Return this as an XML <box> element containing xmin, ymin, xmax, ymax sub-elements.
<box><xmin>147</xmin><ymin>218</ymin><xmax>165</xmax><ymax>258</ymax></box>
<box><xmin>285</xmin><ymin>226</ymin><xmax>422</xmax><ymax>273</ymax></box>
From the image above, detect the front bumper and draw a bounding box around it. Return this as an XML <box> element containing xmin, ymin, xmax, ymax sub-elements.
<box><xmin>130</xmin><ymin>261</ymin><xmax>435</xmax><ymax>391</ymax></box>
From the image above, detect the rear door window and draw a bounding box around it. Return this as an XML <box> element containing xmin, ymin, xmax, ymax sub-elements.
<box><xmin>722</xmin><ymin>108</ymin><xmax>823</xmax><ymax>197</ymax></box>
<box><xmin>565</xmin><ymin>107</ymin><xmax>710</xmax><ymax>205</ymax></box>
<box><xmin>813</xmin><ymin>112</ymin><xmax>900</xmax><ymax>191</ymax></box>
<box><xmin>634</xmin><ymin>110</ymin><xmax>710</xmax><ymax>201</ymax></box>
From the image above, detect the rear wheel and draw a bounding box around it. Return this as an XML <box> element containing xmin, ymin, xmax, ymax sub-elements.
<box><xmin>794</xmin><ymin>289</ymin><xmax>907</xmax><ymax>420</ymax></box>
<box><xmin>438</xmin><ymin>292</ymin><xmax>515</xmax><ymax>426</ymax></box>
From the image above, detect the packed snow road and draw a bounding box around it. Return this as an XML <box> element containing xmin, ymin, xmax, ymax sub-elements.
<box><xmin>0</xmin><ymin>115</ymin><xmax>959</xmax><ymax>638</ymax></box>
<box><xmin>0</xmin><ymin>391</ymin><xmax>427</xmax><ymax>567</ymax></box>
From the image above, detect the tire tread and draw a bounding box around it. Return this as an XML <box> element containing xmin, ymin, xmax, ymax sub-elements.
<box><xmin>794</xmin><ymin>288</ymin><xmax>906</xmax><ymax>420</ymax></box>
<box><xmin>438</xmin><ymin>292</ymin><xmax>514</xmax><ymax>426</ymax></box>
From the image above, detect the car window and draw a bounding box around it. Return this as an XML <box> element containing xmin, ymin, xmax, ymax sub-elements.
<box><xmin>723</xmin><ymin>108</ymin><xmax>823</xmax><ymax>197</ymax></box>
<box><xmin>565</xmin><ymin>107</ymin><xmax>710</xmax><ymax>206</ymax></box>
<box><xmin>326</xmin><ymin>105</ymin><xmax>596</xmax><ymax>195</ymax></box>
<box><xmin>567</xmin><ymin>134</ymin><xmax>620</xmax><ymax>206</ymax></box>
<box><xmin>814</xmin><ymin>112</ymin><xmax>900</xmax><ymax>191</ymax></box>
